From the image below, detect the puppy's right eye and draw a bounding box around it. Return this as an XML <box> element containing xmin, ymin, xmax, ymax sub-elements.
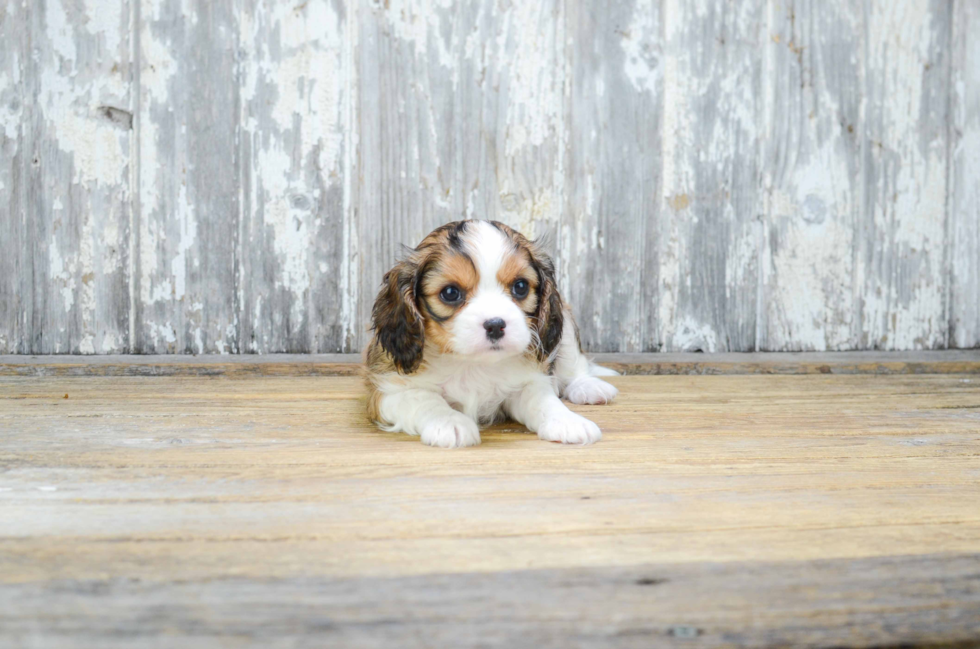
<box><xmin>439</xmin><ymin>285</ymin><xmax>463</xmax><ymax>304</ymax></box>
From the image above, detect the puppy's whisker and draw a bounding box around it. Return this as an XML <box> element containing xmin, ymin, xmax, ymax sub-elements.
<box><xmin>527</xmin><ymin>328</ymin><xmax>543</xmax><ymax>355</ymax></box>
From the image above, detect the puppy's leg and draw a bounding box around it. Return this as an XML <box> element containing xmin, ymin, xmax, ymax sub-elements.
<box><xmin>376</xmin><ymin>389</ymin><xmax>480</xmax><ymax>448</ymax></box>
<box><xmin>505</xmin><ymin>375</ymin><xmax>602</xmax><ymax>445</ymax></box>
<box><xmin>552</xmin><ymin>308</ymin><xmax>619</xmax><ymax>405</ymax></box>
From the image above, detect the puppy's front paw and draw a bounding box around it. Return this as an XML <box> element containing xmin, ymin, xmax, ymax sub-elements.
<box><xmin>420</xmin><ymin>412</ymin><xmax>481</xmax><ymax>448</ymax></box>
<box><xmin>564</xmin><ymin>376</ymin><xmax>618</xmax><ymax>405</ymax></box>
<box><xmin>537</xmin><ymin>411</ymin><xmax>602</xmax><ymax>445</ymax></box>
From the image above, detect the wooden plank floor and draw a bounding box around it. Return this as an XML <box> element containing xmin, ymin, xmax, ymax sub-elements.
<box><xmin>2</xmin><ymin>367</ymin><xmax>980</xmax><ymax>647</ymax></box>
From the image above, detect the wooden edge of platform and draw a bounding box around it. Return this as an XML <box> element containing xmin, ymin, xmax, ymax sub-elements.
<box><xmin>1</xmin><ymin>350</ymin><xmax>979</xmax><ymax>377</ymax></box>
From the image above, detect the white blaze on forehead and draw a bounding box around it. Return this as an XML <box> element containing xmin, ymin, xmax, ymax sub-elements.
<box><xmin>463</xmin><ymin>221</ymin><xmax>513</xmax><ymax>293</ymax></box>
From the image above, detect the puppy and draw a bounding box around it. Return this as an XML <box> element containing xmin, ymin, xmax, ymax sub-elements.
<box><xmin>365</xmin><ymin>220</ymin><xmax>618</xmax><ymax>448</ymax></box>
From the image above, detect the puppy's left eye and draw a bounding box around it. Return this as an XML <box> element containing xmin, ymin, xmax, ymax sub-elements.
<box><xmin>440</xmin><ymin>285</ymin><xmax>463</xmax><ymax>304</ymax></box>
<box><xmin>511</xmin><ymin>279</ymin><xmax>530</xmax><ymax>299</ymax></box>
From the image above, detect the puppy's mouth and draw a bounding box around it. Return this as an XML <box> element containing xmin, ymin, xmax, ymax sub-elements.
<box><xmin>473</xmin><ymin>340</ymin><xmax>512</xmax><ymax>357</ymax></box>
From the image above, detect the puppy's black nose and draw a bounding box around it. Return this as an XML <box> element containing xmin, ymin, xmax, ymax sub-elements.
<box><xmin>484</xmin><ymin>318</ymin><xmax>506</xmax><ymax>341</ymax></box>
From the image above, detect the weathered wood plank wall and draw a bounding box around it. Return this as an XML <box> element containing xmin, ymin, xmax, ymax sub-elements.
<box><xmin>950</xmin><ymin>0</ymin><xmax>980</xmax><ymax>349</ymax></box>
<box><xmin>0</xmin><ymin>0</ymin><xmax>976</xmax><ymax>354</ymax></box>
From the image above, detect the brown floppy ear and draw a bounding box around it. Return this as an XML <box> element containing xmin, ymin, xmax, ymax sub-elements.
<box><xmin>529</xmin><ymin>245</ymin><xmax>564</xmax><ymax>362</ymax></box>
<box><xmin>371</xmin><ymin>259</ymin><xmax>425</xmax><ymax>374</ymax></box>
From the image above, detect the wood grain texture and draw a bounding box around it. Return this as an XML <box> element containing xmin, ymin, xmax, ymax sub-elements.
<box><xmin>0</xmin><ymin>0</ymin><xmax>30</xmax><ymax>354</ymax></box>
<box><xmin>25</xmin><ymin>0</ymin><xmax>134</xmax><ymax>354</ymax></box>
<box><xmin>3</xmin><ymin>556</ymin><xmax>980</xmax><ymax>648</ymax></box>
<box><xmin>659</xmin><ymin>0</ymin><xmax>764</xmax><ymax>352</ymax></box>
<box><xmin>449</xmin><ymin>0</ymin><xmax>565</xmax><ymax>237</ymax></box>
<box><xmin>137</xmin><ymin>0</ymin><xmax>240</xmax><ymax>353</ymax></box>
<box><xmin>2</xmin><ymin>0</ymin><xmax>979</xmax><ymax>354</ymax></box>
<box><xmin>353</xmin><ymin>0</ymin><xmax>566</xmax><ymax>350</ymax></box>
<box><xmin>858</xmin><ymin>0</ymin><xmax>950</xmax><ymax>350</ymax></box>
<box><xmin>563</xmin><ymin>0</ymin><xmax>661</xmax><ymax>352</ymax></box>
<box><xmin>238</xmin><ymin>0</ymin><xmax>348</xmax><ymax>353</ymax></box>
<box><xmin>1</xmin><ymin>372</ymin><xmax>980</xmax><ymax>646</ymax></box>
<box><xmin>949</xmin><ymin>0</ymin><xmax>980</xmax><ymax>349</ymax></box>
<box><xmin>760</xmin><ymin>0</ymin><xmax>863</xmax><ymax>351</ymax></box>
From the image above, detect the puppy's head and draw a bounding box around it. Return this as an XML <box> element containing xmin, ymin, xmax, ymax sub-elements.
<box><xmin>371</xmin><ymin>220</ymin><xmax>563</xmax><ymax>373</ymax></box>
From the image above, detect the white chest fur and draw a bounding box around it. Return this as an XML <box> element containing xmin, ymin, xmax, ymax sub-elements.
<box><xmin>423</xmin><ymin>355</ymin><xmax>548</xmax><ymax>424</ymax></box>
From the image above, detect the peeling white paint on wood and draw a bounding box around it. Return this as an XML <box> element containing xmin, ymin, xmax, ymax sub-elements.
<box><xmin>659</xmin><ymin>0</ymin><xmax>764</xmax><ymax>352</ymax></box>
<box><xmin>3</xmin><ymin>0</ymin><xmax>133</xmax><ymax>354</ymax></box>
<box><xmin>353</xmin><ymin>0</ymin><xmax>565</xmax><ymax>350</ymax></box>
<box><xmin>1</xmin><ymin>0</ymin><xmax>977</xmax><ymax>354</ymax></box>
<box><xmin>949</xmin><ymin>0</ymin><xmax>980</xmax><ymax>348</ymax></box>
<box><xmin>239</xmin><ymin>0</ymin><xmax>347</xmax><ymax>353</ymax></box>
<box><xmin>137</xmin><ymin>0</ymin><xmax>239</xmax><ymax>354</ymax></box>
<box><xmin>0</xmin><ymin>0</ymin><xmax>30</xmax><ymax>354</ymax></box>
<box><xmin>563</xmin><ymin>0</ymin><xmax>661</xmax><ymax>352</ymax></box>
<box><xmin>760</xmin><ymin>0</ymin><xmax>863</xmax><ymax>351</ymax></box>
<box><xmin>857</xmin><ymin>0</ymin><xmax>950</xmax><ymax>350</ymax></box>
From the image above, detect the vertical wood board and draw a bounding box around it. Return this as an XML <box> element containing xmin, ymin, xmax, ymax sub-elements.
<box><xmin>564</xmin><ymin>0</ymin><xmax>663</xmax><ymax>352</ymax></box>
<box><xmin>856</xmin><ymin>0</ymin><xmax>950</xmax><ymax>350</ymax></box>
<box><xmin>0</xmin><ymin>0</ymin><xmax>30</xmax><ymax>354</ymax></box>
<box><xmin>238</xmin><ymin>0</ymin><xmax>348</xmax><ymax>353</ymax></box>
<box><xmin>137</xmin><ymin>0</ymin><xmax>239</xmax><ymax>353</ymax></box>
<box><xmin>949</xmin><ymin>0</ymin><xmax>980</xmax><ymax>349</ymax></box>
<box><xmin>659</xmin><ymin>0</ymin><xmax>765</xmax><ymax>352</ymax></box>
<box><xmin>26</xmin><ymin>0</ymin><xmax>133</xmax><ymax>354</ymax></box>
<box><xmin>759</xmin><ymin>0</ymin><xmax>863</xmax><ymax>351</ymax></box>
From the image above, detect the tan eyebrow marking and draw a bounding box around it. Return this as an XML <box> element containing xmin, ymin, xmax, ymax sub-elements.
<box><xmin>422</xmin><ymin>251</ymin><xmax>479</xmax><ymax>298</ymax></box>
<box><xmin>496</xmin><ymin>248</ymin><xmax>538</xmax><ymax>291</ymax></box>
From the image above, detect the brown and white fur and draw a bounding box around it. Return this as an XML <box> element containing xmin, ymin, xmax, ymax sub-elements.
<box><xmin>365</xmin><ymin>220</ymin><xmax>618</xmax><ymax>448</ymax></box>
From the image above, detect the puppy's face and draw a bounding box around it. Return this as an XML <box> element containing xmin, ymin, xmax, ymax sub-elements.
<box><xmin>421</xmin><ymin>222</ymin><xmax>537</xmax><ymax>359</ymax></box>
<box><xmin>371</xmin><ymin>221</ymin><xmax>563</xmax><ymax>373</ymax></box>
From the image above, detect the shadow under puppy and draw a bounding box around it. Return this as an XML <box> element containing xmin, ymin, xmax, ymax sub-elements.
<box><xmin>365</xmin><ymin>220</ymin><xmax>618</xmax><ymax>448</ymax></box>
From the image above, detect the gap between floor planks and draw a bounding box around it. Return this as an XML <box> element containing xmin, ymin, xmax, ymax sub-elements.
<box><xmin>1</xmin><ymin>350</ymin><xmax>979</xmax><ymax>377</ymax></box>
